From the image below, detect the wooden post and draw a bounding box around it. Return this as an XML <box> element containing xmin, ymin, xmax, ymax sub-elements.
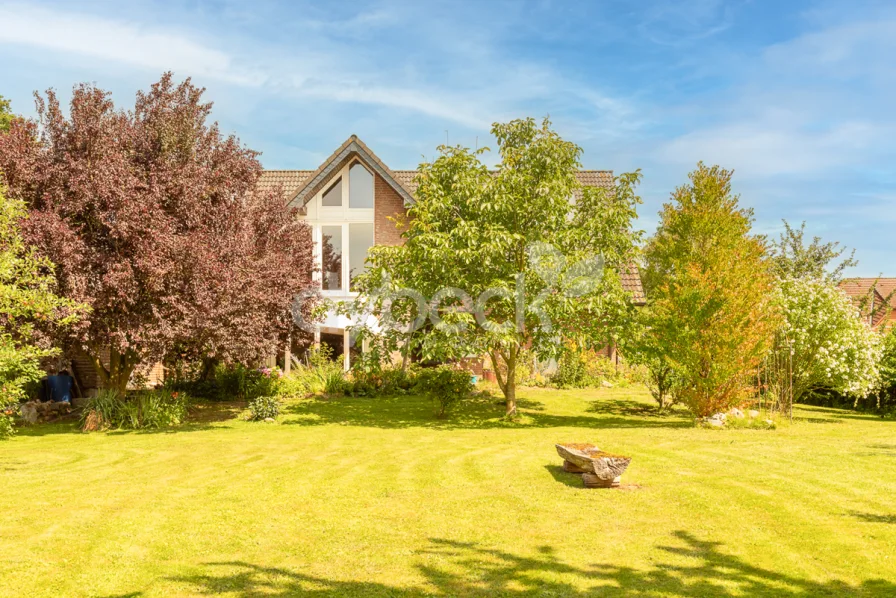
<box><xmin>284</xmin><ymin>333</ymin><xmax>292</xmax><ymax>375</ymax></box>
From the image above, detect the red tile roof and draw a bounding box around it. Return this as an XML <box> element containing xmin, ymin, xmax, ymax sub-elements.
<box><xmin>838</xmin><ymin>278</ymin><xmax>896</xmax><ymax>327</ymax></box>
<box><xmin>256</xmin><ymin>170</ymin><xmax>313</xmax><ymax>199</ymax></box>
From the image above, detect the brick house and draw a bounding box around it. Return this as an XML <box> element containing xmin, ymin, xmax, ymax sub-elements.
<box><xmin>259</xmin><ymin>135</ymin><xmax>646</xmax><ymax>370</ymax></box>
<box><xmin>839</xmin><ymin>278</ymin><xmax>896</xmax><ymax>329</ymax></box>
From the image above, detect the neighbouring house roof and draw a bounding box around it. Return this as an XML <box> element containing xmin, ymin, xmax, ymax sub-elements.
<box><xmin>621</xmin><ymin>266</ymin><xmax>646</xmax><ymax>305</ymax></box>
<box><xmin>259</xmin><ymin>135</ymin><xmax>642</xmax><ymax>304</ymax></box>
<box><xmin>838</xmin><ymin>278</ymin><xmax>895</xmax><ymax>327</ymax></box>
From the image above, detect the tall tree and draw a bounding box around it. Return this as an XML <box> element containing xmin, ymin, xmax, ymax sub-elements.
<box><xmin>353</xmin><ymin>118</ymin><xmax>642</xmax><ymax>416</ymax></box>
<box><xmin>770</xmin><ymin>220</ymin><xmax>857</xmax><ymax>282</ymax></box>
<box><xmin>0</xmin><ymin>74</ymin><xmax>316</xmax><ymax>390</ymax></box>
<box><xmin>644</xmin><ymin>163</ymin><xmax>777</xmax><ymax>417</ymax></box>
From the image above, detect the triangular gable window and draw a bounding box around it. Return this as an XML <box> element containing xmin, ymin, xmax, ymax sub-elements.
<box><xmin>349</xmin><ymin>163</ymin><xmax>374</xmax><ymax>208</ymax></box>
<box><xmin>321</xmin><ymin>177</ymin><xmax>342</xmax><ymax>207</ymax></box>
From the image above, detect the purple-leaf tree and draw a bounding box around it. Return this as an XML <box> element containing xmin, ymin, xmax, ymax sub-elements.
<box><xmin>0</xmin><ymin>73</ymin><xmax>316</xmax><ymax>390</ymax></box>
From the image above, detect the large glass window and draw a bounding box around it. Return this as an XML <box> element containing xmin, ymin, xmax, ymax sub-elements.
<box><xmin>349</xmin><ymin>163</ymin><xmax>374</xmax><ymax>209</ymax></box>
<box><xmin>349</xmin><ymin>223</ymin><xmax>374</xmax><ymax>291</ymax></box>
<box><xmin>321</xmin><ymin>178</ymin><xmax>342</xmax><ymax>207</ymax></box>
<box><xmin>321</xmin><ymin>225</ymin><xmax>342</xmax><ymax>290</ymax></box>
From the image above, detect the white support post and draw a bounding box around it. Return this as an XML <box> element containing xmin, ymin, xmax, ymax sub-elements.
<box><xmin>343</xmin><ymin>329</ymin><xmax>351</xmax><ymax>371</ymax></box>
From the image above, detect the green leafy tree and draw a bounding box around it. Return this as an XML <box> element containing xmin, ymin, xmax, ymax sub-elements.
<box><xmin>770</xmin><ymin>220</ymin><xmax>857</xmax><ymax>283</ymax></box>
<box><xmin>644</xmin><ymin>163</ymin><xmax>777</xmax><ymax>417</ymax></box>
<box><xmin>623</xmin><ymin>310</ymin><xmax>679</xmax><ymax>411</ymax></box>
<box><xmin>876</xmin><ymin>326</ymin><xmax>896</xmax><ymax>409</ymax></box>
<box><xmin>0</xmin><ymin>96</ymin><xmax>14</xmax><ymax>132</ymax></box>
<box><xmin>0</xmin><ymin>185</ymin><xmax>81</xmax><ymax>437</ymax></box>
<box><xmin>352</xmin><ymin>118</ymin><xmax>642</xmax><ymax>416</ymax></box>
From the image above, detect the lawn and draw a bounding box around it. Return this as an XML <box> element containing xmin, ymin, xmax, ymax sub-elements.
<box><xmin>1</xmin><ymin>385</ymin><xmax>895</xmax><ymax>597</ymax></box>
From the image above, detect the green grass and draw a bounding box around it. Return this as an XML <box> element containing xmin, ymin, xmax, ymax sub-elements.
<box><xmin>1</xmin><ymin>385</ymin><xmax>895</xmax><ymax>597</ymax></box>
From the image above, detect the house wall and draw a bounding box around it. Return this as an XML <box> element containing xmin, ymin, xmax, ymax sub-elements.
<box><xmin>374</xmin><ymin>173</ymin><xmax>407</xmax><ymax>246</ymax></box>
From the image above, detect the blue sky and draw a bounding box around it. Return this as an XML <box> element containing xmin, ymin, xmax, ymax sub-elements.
<box><xmin>1</xmin><ymin>0</ymin><xmax>894</xmax><ymax>274</ymax></box>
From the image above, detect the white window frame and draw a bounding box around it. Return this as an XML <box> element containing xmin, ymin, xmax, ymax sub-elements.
<box><xmin>307</xmin><ymin>160</ymin><xmax>376</xmax><ymax>299</ymax></box>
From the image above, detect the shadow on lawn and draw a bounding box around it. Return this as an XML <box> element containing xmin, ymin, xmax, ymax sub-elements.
<box><xmin>145</xmin><ymin>532</ymin><xmax>893</xmax><ymax>597</ymax></box>
<box><xmin>544</xmin><ymin>463</ymin><xmax>585</xmax><ymax>488</ymax></box>
<box><xmin>795</xmin><ymin>404</ymin><xmax>888</xmax><ymax>423</ymax></box>
<box><xmin>280</xmin><ymin>393</ymin><xmax>692</xmax><ymax>430</ymax></box>
<box><xmin>849</xmin><ymin>511</ymin><xmax>896</xmax><ymax>524</ymax></box>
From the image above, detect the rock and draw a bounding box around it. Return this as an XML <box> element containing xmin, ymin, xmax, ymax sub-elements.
<box><xmin>263</xmin><ymin>417</ymin><xmax>275</xmax><ymax>423</ymax></box>
<box><xmin>764</xmin><ymin>419</ymin><xmax>776</xmax><ymax>429</ymax></box>
<box><xmin>748</xmin><ymin>410</ymin><xmax>759</xmax><ymax>418</ymax></box>
<box><xmin>72</xmin><ymin>396</ymin><xmax>89</xmax><ymax>409</ymax></box>
<box><xmin>20</xmin><ymin>402</ymin><xmax>39</xmax><ymax>424</ymax></box>
<box><xmin>562</xmin><ymin>460</ymin><xmax>588</xmax><ymax>473</ymax></box>
<box><xmin>600</xmin><ymin>380</ymin><xmax>613</xmax><ymax>388</ymax></box>
<box><xmin>707</xmin><ymin>418</ymin><xmax>725</xmax><ymax>428</ymax></box>
<box><xmin>556</xmin><ymin>443</ymin><xmax>602</xmax><ymax>471</ymax></box>
<box><xmin>710</xmin><ymin>412</ymin><xmax>727</xmax><ymax>421</ymax></box>
<box><xmin>555</xmin><ymin>443</ymin><xmax>632</xmax><ymax>487</ymax></box>
<box><xmin>583</xmin><ymin>472</ymin><xmax>621</xmax><ymax>488</ymax></box>
<box><xmin>729</xmin><ymin>408</ymin><xmax>745</xmax><ymax>419</ymax></box>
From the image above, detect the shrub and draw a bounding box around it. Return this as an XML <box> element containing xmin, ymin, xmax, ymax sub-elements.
<box><xmin>0</xmin><ymin>412</ymin><xmax>14</xmax><ymax>438</ymax></box>
<box><xmin>345</xmin><ymin>366</ymin><xmax>419</xmax><ymax>397</ymax></box>
<box><xmin>287</xmin><ymin>345</ymin><xmax>345</xmax><ymax>395</ymax></box>
<box><xmin>248</xmin><ymin>395</ymin><xmax>280</xmax><ymax>421</ymax></box>
<box><xmin>552</xmin><ymin>344</ymin><xmax>589</xmax><ymax>388</ymax></box>
<box><xmin>872</xmin><ymin>325</ymin><xmax>896</xmax><ymax>414</ymax></box>
<box><xmin>552</xmin><ymin>343</ymin><xmax>631</xmax><ymax>389</ymax></box>
<box><xmin>416</xmin><ymin>365</ymin><xmax>473</xmax><ymax>417</ymax></box>
<box><xmin>214</xmin><ymin>363</ymin><xmax>282</xmax><ymax>401</ymax></box>
<box><xmin>80</xmin><ymin>388</ymin><xmax>190</xmax><ymax>431</ymax></box>
<box><xmin>277</xmin><ymin>374</ymin><xmax>309</xmax><ymax>399</ymax></box>
<box><xmin>772</xmin><ymin>278</ymin><xmax>881</xmax><ymax>405</ymax></box>
<box><xmin>323</xmin><ymin>370</ymin><xmax>348</xmax><ymax>395</ymax></box>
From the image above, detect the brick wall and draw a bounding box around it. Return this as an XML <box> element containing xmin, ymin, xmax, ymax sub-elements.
<box><xmin>374</xmin><ymin>174</ymin><xmax>408</xmax><ymax>246</ymax></box>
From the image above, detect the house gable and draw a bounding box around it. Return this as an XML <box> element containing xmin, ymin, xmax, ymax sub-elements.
<box><xmin>288</xmin><ymin>135</ymin><xmax>415</xmax><ymax>209</ymax></box>
<box><xmin>259</xmin><ymin>138</ymin><xmax>644</xmax><ymax>305</ymax></box>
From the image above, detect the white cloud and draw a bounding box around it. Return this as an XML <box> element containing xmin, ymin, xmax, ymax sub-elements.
<box><xmin>0</xmin><ymin>4</ymin><xmax>262</xmax><ymax>86</ymax></box>
<box><xmin>295</xmin><ymin>81</ymin><xmax>490</xmax><ymax>130</ymax></box>
<box><xmin>0</xmin><ymin>2</ymin><xmax>636</xmax><ymax>134</ymax></box>
<box><xmin>637</xmin><ymin>0</ymin><xmax>734</xmax><ymax>47</ymax></box>
<box><xmin>654</xmin><ymin>16</ymin><xmax>896</xmax><ymax>179</ymax></box>
<box><xmin>657</xmin><ymin>121</ymin><xmax>888</xmax><ymax>177</ymax></box>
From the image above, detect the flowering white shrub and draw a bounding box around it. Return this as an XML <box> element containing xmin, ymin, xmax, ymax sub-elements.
<box><xmin>775</xmin><ymin>278</ymin><xmax>881</xmax><ymax>401</ymax></box>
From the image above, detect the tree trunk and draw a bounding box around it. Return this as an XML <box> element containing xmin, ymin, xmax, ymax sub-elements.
<box><xmin>489</xmin><ymin>348</ymin><xmax>518</xmax><ymax>417</ymax></box>
<box><xmin>505</xmin><ymin>375</ymin><xmax>517</xmax><ymax>417</ymax></box>
<box><xmin>89</xmin><ymin>345</ymin><xmax>137</xmax><ymax>393</ymax></box>
<box><xmin>199</xmin><ymin>357</ymin><xmax>218</xmax><ymax>382</ymax></box>
<box><xmin>400</xmin><ymin>331</ymin><xmax>413</xmax><ymax>371</ymax></box>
